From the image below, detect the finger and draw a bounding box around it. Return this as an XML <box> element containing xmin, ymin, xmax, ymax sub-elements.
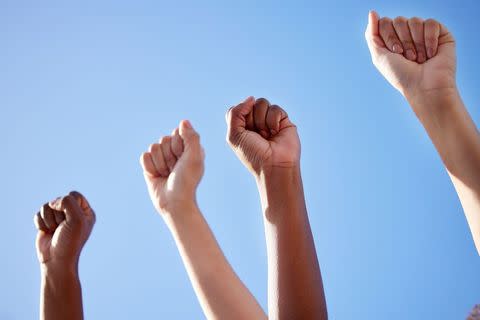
<box><xmin>226</xmin><ymin>96</ymin><xmax>255</xmax><ymax>144</ymax></box>
<box><xmin>149</xmin><ymin>144</ymin><xmax>169</xmax><ymax>177</ymax></box>
<box><xmin>34</xmin><ymin>212</ymin><xmax>49</xmax><ymax>233</ymax></box>
<box><xmin>253</xmin><ymin>98</ymin><xmax>270</xmax><ymax>138</ymax></box>
<box><xmin>379</xmin><ymin>17</ymin><xmax>404</xmax><ymax>54</ymax></box>
<box><xmin>160</xmin><ymin>136</ymin><xmax>176</xmax><ymax>171</ymax></box>
<box><xmin>69</xmin><ymin>191</ymin><xmax>96</xmax><ymax>220</ymax></box>
<box><xmin>393</xmin><ymin>16</ymin><xmax>417</xmax><ymax>61</ymax></box>
<box><xmin>266</xmin><ymin>105</ymin><xmax>287</xmax><ymax>135</ymax></box>
<box><xmin>408</xmin><ymin>17</ymin><xmax>427</xmax><ymax>63</ymax></box>
<box><xmin>50</xmin><ymin>195</ymin><xmax>83</xmax><ymax>225</ymax></box>
<box><xmin>424</xmin><ymin>19</ymin><xmax>440</xmax><ymax>58</ymax></box>
<box><xmin>179</xmin><ymin>120</ymin><xmax>201</xmax><ymax>149</ymax></box>
<box><xmin>54</xmin><ymin>211</ymin><xmax>65</xmax><ymax>225</ymax></box>
<box><xmin>171</xmin><ymin>127</ymin><xmax>184</xmax><ymax>158</ymax></box>
<box><xmin>141</xmin><ymin>151</ymin><xmax>159</xmax><ymax>177</ymax></box>
<box><xmin>40</xmin><ymin>203</ymin><xmax>58</xmax><ymax>232</ymax></box>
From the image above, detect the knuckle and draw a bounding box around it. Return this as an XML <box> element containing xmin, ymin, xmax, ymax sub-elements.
<box><xmin>160</xmin><ymin>136</ymin><xmax>170</xmax><ymax>144</ymax></box>
<box><xmin>60</xmin><ymin>195</ymin><xmax>73</xmax><ymax>207</ymax></box>
<box><xmin>425</xmin><ymin>18</ymin><xmax>438</xmax><ymax>26</ymax></box>
<box><xmin>379</xmin><ymin>17</ymin><xmax>392</xmax><ymax>27</ymax></box>
<box><xmin>256</xmin><ymin>97</ymin><xmax>270</xmax><ymax>105</ymax></box>
<box><xmin>393</xmin><ymin>16</ymin><xmax>407</xmax><ymax>25</ymax></box>
<box><xmin>69</xmin><ymin>190</ymin><xmax>82</xmax><ymax>200</ymax></box>
<box><xmin>269</xmin><ymin>104</ymin><xmax>281</xmax><ymax>111</ymax></box>
<box><xmin>409</xmin><ymin>17</ymin><xmax>423</xmax><ymax>25</ymax></box>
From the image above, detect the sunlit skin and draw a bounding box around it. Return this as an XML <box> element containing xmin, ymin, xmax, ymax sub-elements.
<box><xmin>140</xmin><ymin>120</ymin><xmax>267</xmax><ymax>320</ymax></box>
<box><xmin>226</xmin><ymin>97</ymin><xmax>328</xmax><ymax>320</ymax></box>
<box><xmin>34</xmin><ymin>191</ymin><xmax>96</xmax><ymax>320</ymax></box>
<box><xmin>366</xmin><ymin>11</ymin><xmax>480</xmax><ymax>254</ymax></box>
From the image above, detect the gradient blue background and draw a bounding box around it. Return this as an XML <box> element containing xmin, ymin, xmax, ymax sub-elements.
<box><xmin>2</xmin><ymin>0</ymin><xmax>479</xmax><ymax>319</ymax></box>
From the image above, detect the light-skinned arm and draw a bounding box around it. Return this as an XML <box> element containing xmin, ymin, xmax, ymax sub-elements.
<box><xmin>226</xmin><ymin>98</ymin><xmax>328</xmax><ymax>320</ymax></box>
<box><xmin>34</xmin><ymin>191</ymin><xmax>96</xmax><ymax>320</ymax></box>
<box><xmin>366</xmin><ymin>11</ymin><xmax>480</xmax><ymax>254</ymax></box>
<box><xmin>140</xmin><ymin>120</ymin><xmax>266</xmax><ymax>320</ymax></box>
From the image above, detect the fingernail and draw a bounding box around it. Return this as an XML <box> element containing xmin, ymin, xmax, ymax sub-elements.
<box><xmin>183</xmin><ymin>120</ymin><xmax>192</xmax><ymax>129</ymax></box>
<box><xmin>392</xmin><ymin>44</ymin><xmax>403</xmax><ymax>54</ymax></box>
<box><xmin>417</xmin><ymin>51</ymin><xmax>426</xmax><ymax>63</ymax></box>
<box><xmin>427</xmin><ymin>47</ymin><xmax>435</xmax><ymax>59</ymax></box>
<box><xmin>270</xmin><ymin>129</ymin><xmax>277</xmax><ymax>135</ymax></box>
<box><xmin>406</xmin><ymin>49</ymin><xmax>416</xmax><ymax>61</ymax></box>
<box><xmin>49</xmin><ymin>197</ymin><xmax>60</xmax><ymax>207</ymax></box>
<box><xmin>243</xmin><ymin>96</ymin><xmax>254</xmax><ymax>103</ymax></box>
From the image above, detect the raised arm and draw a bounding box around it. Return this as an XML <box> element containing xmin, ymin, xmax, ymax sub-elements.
<box><xmin>34</xmin><ymin>191</ymin><xmax>96</xmax><ymax>320</ymax></box>
<box><xmin>365</xmin><ymin>11</ymin><xmax>480</xmax><ymax>254</ymax></box>
<box><xmin>226</xmin><ymin>98</ymin><xmax>328</xmax><ymax>320</ymax></box>
<box><xmin>140</xmin><ymin>120</ymin><xmax>266</xmax><ymax>320</ymax></box>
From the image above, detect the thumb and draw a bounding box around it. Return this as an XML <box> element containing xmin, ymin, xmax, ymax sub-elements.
<box><xmin>226</xmin><ymin>96</ymin><xmax>255</xmax><ymax>144</ymax></box>
<box><xmin>179</xmin><ymin>120</ymin><xmax>201</xmax><ymax>149</ymax></box>
<box><xmin>365</xmin><ymin>10</ymin><xmax>388</xmax><ymax>56</ymax></box>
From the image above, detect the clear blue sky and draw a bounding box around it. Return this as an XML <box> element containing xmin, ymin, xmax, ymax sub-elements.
<box><xmin>2</xmin><ymin>0</ymin><xmax>479</xmax><ymax>319</ymax></box>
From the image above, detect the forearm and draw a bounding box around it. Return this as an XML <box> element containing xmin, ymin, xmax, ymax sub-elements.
<box><xmin>256</xmin><ymin>167</ymin><xmax>327</xmax><ymax>320</ymax></box>
<box><xmin>164</xmin><ymin>203</ymin><xmax>266</xmax><ymax>320</ymax></box>
<box><xmin>40</xmin><ymin>264</ymin><xmax>83</xmax><ymax>320</ymax></box>
<box><xmin>409</xmin><ymin>88</ymin><xmax>480</xmax><ymax>253</ymax></box>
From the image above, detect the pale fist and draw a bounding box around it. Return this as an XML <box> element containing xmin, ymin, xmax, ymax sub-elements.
<box><xmin>140</xmin><ymin>120</ymin><xmax>204</xmax><ymax>214</ymax></box>
<box><xmin>226</xmin><ymin>97</ymin><xmax>300</xmax><ymax>177</ymax></box>
<box><xmin>365</xmin><ymin>11</ymin><xmax>456</xmax><ymax>100</ymax></box>
<box><xmin>34</xmin><ymin>191</ymin><xmax>96</xmax><ymax>268</ymax></box>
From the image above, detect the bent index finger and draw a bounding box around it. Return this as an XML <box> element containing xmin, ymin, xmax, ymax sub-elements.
<box><xmin>49</xmin><ymin>195</ymin><xmax>83</xmax><ymax>224</ymax></box>
<box><xmin>226</xmin><ymin>96</ymin><xmax>255</xmax><ymax>143</ymax></box>
<box><xmin>379</xmin><ymin>17</ymin><xmax>404</xmax><ymax>54</ymax></box>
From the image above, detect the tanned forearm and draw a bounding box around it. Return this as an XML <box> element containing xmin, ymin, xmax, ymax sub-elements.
<box><xmin>409</xmin><ymin>88</ymin><xmax>480</xmax><ymax>254</ymax></box>
<box><xmin>40</xmin><ymin>264</ymin><xmax>83</xmax><ymax>320</ymax></box>
<box><xmin>164</xmin><ymin>202</ymin><xmax>267</xmax><ymax>320</ymax></box>
<box><xmin>256</xmin><ymin>166</ymin><xmax>328</xmax><ymax>320</ymax></box>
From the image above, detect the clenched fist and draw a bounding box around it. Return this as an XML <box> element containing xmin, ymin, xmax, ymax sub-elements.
<box><xmin>34</xmin><ymin>191</ymin><xmax>96</xmax><ymax>268</ymax></box>
<box><xmin>365</xmin><ymin>11</ymin><xmax>456</xmax><ymax>101</ymax></box>
<box><xmin>140</xmin><ymin>120</ymin><xmax>205</xmax><ymax>214</ymax></box>
<box><xmin>226</xmin><ymin>97</ymin><xmax>300</xmax><ymax>177</ymax></box>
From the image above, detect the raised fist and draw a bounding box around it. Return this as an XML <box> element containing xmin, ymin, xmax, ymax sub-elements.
<box><xmin>34</xmin><ymin>191</ymin><xmax>96</xmax><ymax>268</ymax></box>
<box><xmin>140</xmin><ymin>120</ymin><xmax>205</xmax><ymax>214</ymax></box>
<box><xmin>365</xmin><ymin>11</ymin><xmax>456</xmax><ymax>101</ymax></box>
<box><xmin>226</xmin><ymin>97</ymin><xmax>300</xmax><ymax>176</ymax></box>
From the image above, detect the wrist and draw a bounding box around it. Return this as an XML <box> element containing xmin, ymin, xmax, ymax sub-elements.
<box><xmin>256</xmin><ymin>163</ymin><xmax>301</xmax><ymax>183</ymax></box>
<box><xmin>161</xmin><ymin>200</ymin><xmax>200</xmax><ymax>225</ymax></box>
<box><xmin>41</xmin><ymin>260</ymin><xmax>79</xmax><ymax>280</ymax></box>
<box><xmin>255</xmin><ymin>164</ymin><xmax>306</xmax><ymax>222</ymax></box>
<box><xmin>255</xmin><ymin>162</ymin><xmax>301</xmax><ymax>183</ymax></box>
<box><xmin>405</xmin><ymin>87</ymin><xmax>460</xmax><ymax>118</ymax></box>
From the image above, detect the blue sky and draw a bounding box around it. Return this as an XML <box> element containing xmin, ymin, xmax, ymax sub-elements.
<box><xmin>1</xmin><ymin>0</ymin><xmax>479</xmax><ymax>319</ymax></box>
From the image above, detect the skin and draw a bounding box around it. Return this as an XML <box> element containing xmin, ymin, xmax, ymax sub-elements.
<box><xmin>34</xmin><ymin>191</ymin><xmax>96</xmax><ymax>320</ymax></box>
<box><xmin>226</xmin><ymin>97</ymin><xmax>328</xmax><ymax>320</ymax></box>
<box><xmin>366</xmin><ymin>11</ymin><xmax>480</xmax><ymax>255</ymax></box>
<box><xmin>140</xmin><ymin>120</ymin><xmax>266</xmax><ymax>320</ymax></box>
